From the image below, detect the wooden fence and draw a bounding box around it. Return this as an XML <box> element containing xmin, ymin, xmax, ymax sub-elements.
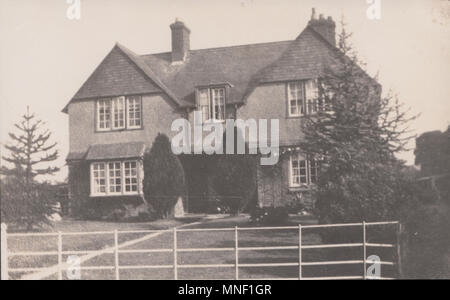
<box><xmin>0</xmin><ymin>221</ymin><xmax>401</xmax><ymax>280</ymax></box>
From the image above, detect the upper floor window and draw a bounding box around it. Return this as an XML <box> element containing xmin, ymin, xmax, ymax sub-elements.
<box><xmin>97</xmin><ymin>99</ymin><xmax>111</xmax><ymax>130</ymax></box>
<box><xmin>127</xmin><ymin>96</ymin><xmax>142</xmax><ymax>129</ymax></box>
<box><xmin>289</xmin><ymin>153</ymin><xmax>320</xmax><ymax>187</ymax></box>
<box><xmin>196</xmin><ymin>87</ymin><xmax>226</xmax><ymax>122</ymax></box>
<box><xmin>96</xmin><ymin>96</ymin><xmax>142</xmax><ymax>131</ymax></box>
<box><xmin>287</xmin><ymin>79</ymin><xmax>320</xmax><ymax>117</ymax></box>
<box><xmin>112</xmin><ymin>97</ymin><xmax>125</xmax><ymax>129</ymax></box>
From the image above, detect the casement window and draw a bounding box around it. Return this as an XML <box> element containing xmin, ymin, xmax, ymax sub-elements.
<box><xmin>198</xmin><ymin>89</ymin><xmax>210</xmax><ymax>122</ymax></box>
<box><xmin>288</xmin><ymin>82</ymin><xmax>304</xmax><ymax>117</ymax></box>
<box><xmin>127</xmin><ymin>96</ymin><xmax>142</xmax><ymax>129</ymax></box>
<box><xmin>212</xmin><ymin>88</ymin><xmax>225</xmax><ymax>120</ymax></box>
<box><xmin>90</xmin><ymin>160</ymin><xmax>140</xmax><ymax>196</ymax></box>
<box><xmin>196</xmin><ymin>87</ymin><xmax>226</xmax><ymax>122</ymax></box>
<box><xmin>96</xmin><ymin>96</ymin><xmax>142</xmax><ymax>131</ymax></box>
<box><xmin>92</xmin><ymin>163</ymin><xmax>106</xmax><ymax>193</ymax></box>
<box><xmin>108</xmin><ymin>162</ymin><xmax>122</xmax><ymax>194</ymax></box>
<box><xmin>124</xmin><ymin>161</ymin><xmax>138</xmax><ymax>193</ymax></box>
<box><xmin>287</xmin><ymin>79</ymin><xmax>319</xmax><ymax>117</ymax></box>
<box><xmin>289</xmin><ymin>153</ymin><xmax>320</xmax><ymax>187</ymax></box>
<box><xmin>97</xmin><ymin>99</ymin><xmax>111</xmax><ymax>131</ymax></box>
<box><xmin>112</xmin><ymin>97</ymin><xmax>125</xmax><ymax>129</ymax></box>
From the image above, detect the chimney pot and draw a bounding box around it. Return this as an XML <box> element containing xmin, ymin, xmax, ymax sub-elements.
<box><xmin>311</xmin><ymin>8</ymin><xmax>317</xmax><ymax>20</ymax></box>
<box><xmin>307</xmin><ymin>9</ymin><xmax>336</xmax><ymax>46</ymax></box>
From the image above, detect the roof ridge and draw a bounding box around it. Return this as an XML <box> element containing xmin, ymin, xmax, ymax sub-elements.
<box><xmin>140</xmin><ymin>39</ymin><xmax>294</xmax><ymax>57</ymax></box>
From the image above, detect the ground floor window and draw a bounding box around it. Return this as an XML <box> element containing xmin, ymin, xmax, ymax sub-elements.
<box><xmin>90</xmin><ymin>160</ymin><xmax>140</xmax><ymax>196</ymax></box>
<box><xmin>289</xmin><ymin>153</ymin><xmax>320</xmax><ymax>187</ymax></box>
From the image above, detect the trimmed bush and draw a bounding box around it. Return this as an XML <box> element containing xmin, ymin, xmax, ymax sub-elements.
<box><xmin>143</xmin><ymin>133</ymin><xmax>186</xmax><ymax>219</ymax></box>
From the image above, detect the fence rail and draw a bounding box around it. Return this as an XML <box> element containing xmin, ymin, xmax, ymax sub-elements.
<box><xmin>0</xmin><ymin>221</ymin><xmax>401</xmax><ymax>280</ymax></box>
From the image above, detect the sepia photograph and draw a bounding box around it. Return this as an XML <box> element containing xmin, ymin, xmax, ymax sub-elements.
<box><xmin>0</xmin><ymin>0</ymin><xmax>449</xmax><ymax>285</ymax></box>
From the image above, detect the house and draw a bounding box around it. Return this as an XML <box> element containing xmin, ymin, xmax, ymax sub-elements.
<box><xmin>63</xmin><ymin>9</ymin><xmax>373</xmax><ymax>215</ymax></box>
<box><xmin>415</xmin><ymin>126</ymin><xmax>450</xmax><ymax>204</ymax></box>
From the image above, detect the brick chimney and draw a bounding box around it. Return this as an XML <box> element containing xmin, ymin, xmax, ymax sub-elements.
<box><xmin>170</xmin><ymin>18</ymin><xmax>190</xmax><ymax>63</ymax></box>
<box><xmin>308</xmin><ymin>8</ymin><xmax>336</xmax><ymax>46</ymax></box>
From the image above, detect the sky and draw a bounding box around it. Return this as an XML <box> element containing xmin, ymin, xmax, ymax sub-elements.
<box><xmin>1</xmin><ymin>0</ymin><xmax>449</xmax><ymax>182</ymax></box>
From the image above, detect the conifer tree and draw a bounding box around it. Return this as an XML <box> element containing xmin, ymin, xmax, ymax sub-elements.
<box><xmin>1</xmin><ymin>107</ymin><xmax>60</xmax><ymax>229</ymax></box>
<box><xmin>143</xmin><ymin>133</ymin><xmax>186</xmax><ymax>219</ymax></box>
<box><xmin>300</xmin><ymin>19</ymin><xmax>418</xmax><ymax>223</ymax></box>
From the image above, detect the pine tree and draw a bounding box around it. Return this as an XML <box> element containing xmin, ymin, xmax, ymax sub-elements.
<box><xmin>300</xmin><ymin>19</ymin><xmax>418</xmax><ymax>223</ymax></box>
<box><xmin>1</xmin><ymin>107</ymin><xmax>60</xmax><ymax>229</ymax></box>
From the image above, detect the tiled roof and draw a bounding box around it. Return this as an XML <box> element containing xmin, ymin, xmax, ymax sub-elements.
<box><xmin>71</xmin><ymin>45</ymin><xmax>162</xmax><ymax>101</ymax></box>
<box><xmin>141</xmin><ymin>40</ymin><xmax>292</xmax><ymax>106</ymax></box>
<box><xmin>66</xmin><ymin>151</ymin><xmax>87</xmax><ymax>161</ymax></box>
<box><xmin>64</xmin><ymin>24</ymin><xmax>376</xmax><ymax>112</ymax></box>
<box><xmin>254</xmin><ymin>27</ymin><xmax>336</xmax><ymax>84</ymax></box>
<box><xmin>84</xmin><ymin>142</ymin><xmax>146</xmax><ymax>161</ymax></box>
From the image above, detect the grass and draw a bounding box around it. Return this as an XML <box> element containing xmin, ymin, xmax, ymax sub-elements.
<box><xmin>6</xmin><ymin>214</ymin><xmax>399</xmax><ymax>280</ymax></box>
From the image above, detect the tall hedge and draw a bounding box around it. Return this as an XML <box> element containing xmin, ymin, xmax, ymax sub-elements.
<box><xmin>143</xmin><ymin>133</ymin><xmax>186</xmax><ymax>219</ymax></box>
<box><xmin>211</xmin><ymin>127</ymin><xmax>257</xmax><ymax>214</ymax></box>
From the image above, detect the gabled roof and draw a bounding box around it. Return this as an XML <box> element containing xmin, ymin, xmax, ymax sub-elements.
<box><xmin>62</xmin><ymin>43</ymin><xmax>186</xmax><ymax>113</ymax></box>
<box><xmin>63</xmin><ymin>23</ymin><xmax>378</xmax><ymax>113</ymax></box>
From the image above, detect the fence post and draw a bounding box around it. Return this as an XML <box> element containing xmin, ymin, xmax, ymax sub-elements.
<box><xmin>396</xmin><ymin>223</ymin><xmax>403</xmax><ymax>279</ymax></box>
<box><xmin>362</xmin><ymin>221</ymin><xmax>367</xmax><ymax>279</ymax></box>
<box><xmin>57</xmin><ymin>231</ymin><xmax>63</xmax><ymax>280</ymax></box>
<box><xmin>114</xmin><ymin>230</ymin><xmax>120</xmax><ymax>280</ymax></box>
<box><xmin>298</xmin><ymin>224</ymin><xmax>302</xmax><ymax>280</ymax></box>
<box><xmin>173</xmin><ymin>227</ymin><xmax>178</xmax><ymax>280</ymax></box>
<box><xmin>234</xmin><ymin>226</ymin><xmax>239</xmax><ymax>280</ymax></box>
<box><xmin>1</xmin><ymin>223</ymin><xmax>8</xmax><ymax>280</ymax></box>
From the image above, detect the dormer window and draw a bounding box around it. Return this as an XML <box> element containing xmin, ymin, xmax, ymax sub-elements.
<box><xmin>196</xmin><ymin>86</ymin><xmax>226</xmax><ymax>122</ymax></box>
<box><xmin>96</xmin><ymin>96</ymin><xmax>142</xmax><ymax>131</ymax></box>
<box><xmin>287</xmin><ymin>79</ymin><xmax>319</xmax><ymax>117</ymax></box>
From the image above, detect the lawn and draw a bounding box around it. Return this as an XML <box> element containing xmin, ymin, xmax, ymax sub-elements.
<box><xmin>6</xmin><ymin>214</ymin><xmax>399</xmax><ymax>280</ymax></box>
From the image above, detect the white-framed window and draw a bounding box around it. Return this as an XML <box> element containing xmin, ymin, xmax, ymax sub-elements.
<box><xmin>90</xmin><ymin>160</ymin><xmax>140</xmax><ymax>196</ymax></box>
<box><xmin>127</xmin><ymin>96</ymin><xmax>142</xmax><ymax>129</ymax></box>
<box><xmin>97</xmin><ymin>99</ymin><xmax>111</xmax><ymax>131</ymax></box>
<box><xmin>305</xmin><ymin>79</ymin><xmax>319</xmax><ymax>114</ymax></box>
<box><xmin>212</xmin><ymin>88</ymin><xmax>225</xmax><ymax>121</ymax></box>
<box><xmin>196</xmin><ymin>87</ymin><xmax>226</xmax><ymax>122</ymax></box>
<box><xmin>108</xmin><ymin>162</ymin><xmax>122</xmax><ymax>194</ymax></box>
<box><xmin>124</xmin><ymin>161</ymin><xmax>138</xmax><ymax>193</ymax></box>
<box><xmin>289</xmin><ymin>153</ymin><xmax>320</xmax><ymax>187</ymax></box>
<box><xmin>287</xmin><ymin>79</ymin><xmax>319</xmax><ymax>117</ymax></box>
<box><xmin>288</xmin><ymin>81</ymin><xmax>304</xmax><ymax>117</ymax></box>
<box><xmin>112</xmin><ymin>96</ymin><xmax>125</xmax><ymax>129</ymax></box>
<box><xmin>96</xmin><ymin>96</ymin><xmax>142</xmax><ymax>131</ymax></box>
<box><xmin>91</xmin><ymin>162</ymin><xmax>106</xmax><ymax>194</ymax></box>
<box><xmin>198</xmin><ymin>89</ymin><xmax>210</xmax><ymax>122</ymax></box>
